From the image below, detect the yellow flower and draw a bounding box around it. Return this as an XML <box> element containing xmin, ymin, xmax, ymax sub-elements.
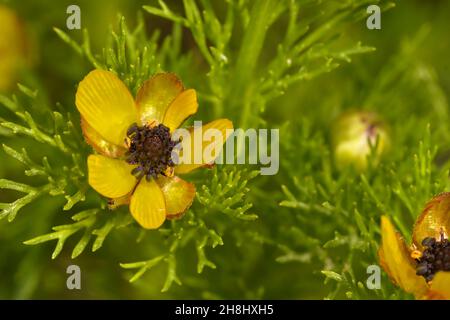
<box><xmin>379</xmin><ymin>193</ymin><xmax>450</xmax><ymax>299</ymax></box>
<box><xmin>76</xmin><ymin>70</ymin><xmax>233</xmax><ymax>229</ymax></box>
<box><xmin>0</xmin><ymin>5</ymin><xmax>28</xmax><ymax>91</ymax></box>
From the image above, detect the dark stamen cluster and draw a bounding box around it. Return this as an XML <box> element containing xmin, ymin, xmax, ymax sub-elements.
<box><xmin>125</xmin><ymin>123</ymin><xmax>178</xmax><ymax>181</ymax></box>
<box><xmin>415</xmin><ymin>233</ymin><xmax>450</xmax><ymax>282</ymax></box>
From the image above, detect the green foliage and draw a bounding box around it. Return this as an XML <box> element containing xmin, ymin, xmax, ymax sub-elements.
<box><xmin>54</xmin><ymin>12</ymin><xmax>192</xmax><ymax>96</ymax></box>
<box><xmin>0</xmin><ymin>85</ymin><xmax>87</xmax><ymax>221</ymax></box>
<box><xmin>24</xmin><ymin>209</ymin><xmax>133</xmax><ymax>259</ymax></box>
<box><xmin>119</xmin><ymin>165</ymin><xmax>258</xmax><ymax>291</ymax></box>
<box><xmin>196</xmin><ymin>166</ymin><xmax>259</xmax><ymax>221</ymax></box>
<box><xmin>276</xmin><ymin>29</ymin><xmax>450</xmax><ymax>299</ymax></box>
<box><xmin>3</xmin><ymin>0</ymin><xmax>449</xmax><ymax>300</ymax></box>
<box><xmin>143</xmin><ymin>0</ymin><xmax>392</xmax><ymax>128</ymax></box>
<box><xmin>0</xmin><ymin>179</ymin><xmax>41</xmax><ymax>222</ymax></box>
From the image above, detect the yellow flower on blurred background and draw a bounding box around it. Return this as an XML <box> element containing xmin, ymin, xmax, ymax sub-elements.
<box><xmin>379</xmin><ymin>193</ymin><xmax>450</xmax><ymax>299</ymax></box>
<box><xmin>76</xmin><ymin>69</ymin><xmax>233</xmax><ymax>229</ymax></box>
<box><xmin>0</xmin><ymin>5</ymin><xmax>28</xmax><ymax>91</ymax></box>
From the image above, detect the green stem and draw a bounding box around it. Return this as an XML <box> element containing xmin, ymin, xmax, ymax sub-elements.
<box><xmin>233</xmin><ymin>0</ymin><xmax>275</xmax><ymax>129</ymax></box>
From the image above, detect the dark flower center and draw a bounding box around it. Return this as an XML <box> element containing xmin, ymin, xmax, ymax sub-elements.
<box><xmin>125</xmin><ymin>123</ymin><xmax>178</xmax><ymax>181</ymax></box>
<box><xmin>415</xmin><ymin>233</ymin><xmax>450</xmax><ymax>282</ymax></box>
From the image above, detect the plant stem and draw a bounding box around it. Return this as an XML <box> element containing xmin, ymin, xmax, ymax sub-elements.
<box><xmin>233</xmin><ymin>0</ymin><xmax>275</xmax><ymax>129</ymax></box>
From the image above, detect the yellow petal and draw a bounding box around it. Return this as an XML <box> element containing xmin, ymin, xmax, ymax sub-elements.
<box><xmin>88</xmin><ymin>155</ymin><xmax>136</xmax><ymax>198</ymax></box>
<box><xmin>412</xmin><ymin>192</ymin><xmax>450</xmax><ymax>249</ymax></box>
<box><xmin>76</xmin><ymin>70</ymin><xmax>137</xmax><ymax>146</ymax></box>
<box><xmin>163</xmin><ymin>89</ymin><xmax>198</xmax><ymax>132</ymax></box>
<box><xmin>426</xmin><ymin>272</ymin><xmax>450</xmax><ymax>300</ymax></box>
<box><xmin>157</xmin><ymin>175</ymin><xmax>196</xmax><ymax>218</ymax></box>
<box><xmin>81</xmin><ymin>118</ymin><xmax>126</xmax><ymax>158</ymax></box>
<box><xmin>130</xmin><ymin>179</ymin><xmax>166</xmax><ymax>229</ymax></box>
<box><xmin>175</xmin><ymin>119</ymin><xmax>234</xmax><ymax>174</ymax></box>
<box><xmin>136</xmin><ymin>73</ymin><xmax>184</xmax><ymax>125</ymax></box>
<box><xmin>378</xmin><ymin>216</ymin><xmax>428</xmax><ymax>297</ymax></box>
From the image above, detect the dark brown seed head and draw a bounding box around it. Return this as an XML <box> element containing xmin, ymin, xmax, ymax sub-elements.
<box><xmin>415</xmin><ymin>233</ymin><xmax>450</xmax><ymax>282</ymax></box>
<box><xmin>125</xmin><ymin>123</ymin><xmax>179</xmax><ymax>181</ymax></box>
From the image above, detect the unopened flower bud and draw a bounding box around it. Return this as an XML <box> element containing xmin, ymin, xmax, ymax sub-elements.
<box><xmin>332</xmin><ymin>111</ymin><xmax>389</xmax><ymax>171</ymax></box>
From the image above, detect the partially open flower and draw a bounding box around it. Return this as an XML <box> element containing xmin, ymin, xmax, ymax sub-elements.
<box><xmin>76</xmin><ymin>70</ymin><xmax>233</xmax><ymax>229</ymax></box>
<box><xmin>0</xmin><ymin>5</ymin><xmax>28</xmax><ymax>91</ymax></box>
<box><xmin>379</xmin><ymin>192</ymin><xmax>450</xmax><ymax>299</ymax></box>
<box><xmin>332</xmin><ymin>111</ymin><xmax>389</xmax><ymax>171</ymax></box>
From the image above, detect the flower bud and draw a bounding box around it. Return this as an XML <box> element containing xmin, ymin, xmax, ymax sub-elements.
<box><xmin>332</xmin><ymin>110</ymin><xmax>389</xmax><ymax>171</ymax></box>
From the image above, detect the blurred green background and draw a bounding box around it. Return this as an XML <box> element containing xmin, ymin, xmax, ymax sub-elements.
<box><xmin>1</xmin><ymin>0</ymin><xmax>450</xmax><ymax>299</ymax></box>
